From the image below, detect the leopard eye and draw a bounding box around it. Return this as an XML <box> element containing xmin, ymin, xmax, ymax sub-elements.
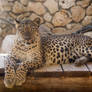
<box><xmin>32</xmin><ymin>26</ymin><xmax>36</xmax><ymax>30</ymax></box>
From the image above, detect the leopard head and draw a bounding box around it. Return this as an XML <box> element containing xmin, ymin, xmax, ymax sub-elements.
<box><xmin>15</xmin><ymin>18</ymin><xmax>41</xmax><ymax>41</ymax></box>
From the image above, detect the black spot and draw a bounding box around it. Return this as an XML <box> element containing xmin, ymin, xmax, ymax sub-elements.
<box><xmin>59</xmin><ymin>42</ymin><xmax>63</xmax><ymax>46</ymax></box>
<box><xmin>57</xmin><ymin>53</ymin><xmax>60</xmax><ymax>58</ymax></box>
<box><xmin>51</xmin><ymin>52</ymin><xmax>53</xmax><ymax>55</ymax></box>
<box><xmin>82</xmin><ymin>47</ymin><xmax>84</xmax><ymax>49</ymax></box>
<box><xmin>86</xmin><ymin>48</ymin><xmax>88</xmax><ymax>51</ymax></box>
<box><xmin>76</xmin><ymin>49</ymin><xmax>78</xmax><ymax>51</ymax></box>
<box><xmin>82</xmin><ymin>50</ymin><xmax>84</xmax><ymax>53</ymax></box>
<box><xmin>61</xmin><ymin>47</ymin><xmax>64</xmax><ymax>52</ymax></box>
<box><xmin>52</xmin><ymin>45</ymin><xmax>54</xmax><ymax>48</ymax></box>
<box><xmin>53</xmin><ymin>48</ymin><xmax>55</xmax><ymax>51</ymax></box>
<box><xmin>57</xmin><ymin>49</ymin><xmax>59</xmax><ymax>51</ymax></box>
<box><xmin>71</xmin><ymin>43</ymin><xmax>74</xmax><ymax>46</ymax></box>
<box><xmin>51</xmin><ymin>57</ymin><xmax>53</xmax><ymax>61</ymax></box>
<box><xmin>61</xmin><ymin>55</ymin><xmax>64</xmax><ymax>61</ymax></box>
<box><xmin>57</xmin><ymin>60</ymin><xmax>60</xmax><ymax>64</ymax></box>
<box><xmin>90</xmin><ymin>47</ymin><xmax>92</xmax><ymax>50</ymax></box>
<box><xmin>65</xmin><ymin>47</ymin><xmax>68</xmax><ymax>52</ymax></box>
<box><xmin>50</xmin><ymin>48</ymin><xmax>52</xmax><ymax>51</ymax></box>
<box><xmin>54</xmin><ymin>50</ymin><xmax>56</xmax><ymax>53</ymax></box>
<box><xmin>53</xmin><ymin>58</ymin><xmax>56</xmax><ymax>63</ymax></box>
<box><xmin>70</xmin><ymin>47</ymin><xmax>72</xmax><ymax>50</ymax></box>
<box><xmin>87</xmin><ymin>50</ymin><xmax>89</xmax><ymax>53</ymax></box>
<box><xmin>73</xmin><ymin>56</ymin><xmax>77</xmax><ymax>59</ymax></box>
<box><xmin>63</xmin><ymin>59</ymin><xmax>66</xmax><ymax>64</ymax></box>
<box><xmin>26</xmin><ymin>42</ymin><xmax>30</xmax><ymax>44</ymax></box>
<box><xmin>63</xmin><ymin>42</ymin><xmax>66</xmax><ymax>44</ymax></box>
<box><xmin>67</xmin><ymin>43</ymin><xmax>70</xmax><ymax>47</ymax></box>
<box><xmin>62</xmin><ymin>58</ymin><xmax>63</xmax><ymax>61</ymax></box>
<box><xmin>53</xmin><ymin>54</ymin><xmax>55</xmax><ymax>57</ymax></box>
<box><xmin>56</xmin><ymin>45</ymin><xmax>59</xmax><ymax>48</ymax></box>
<box><xmin>69</xmin><ymin>58</ymin><xmax>74</xmax><ymax>63</ymax></box>
<box><xmin>65</xmin><ymin>53</ymin><xmax>67</xmax><ymax>57</ymax></box>
<box><xmin>88</xmin><ymin>54</ymin><xmax>91</xmax><ymax>57</ymax></box>
<box><xmin>62</xmin><ymin>1</ymin><xmax>65</xmax><ymax>4</ymax></box>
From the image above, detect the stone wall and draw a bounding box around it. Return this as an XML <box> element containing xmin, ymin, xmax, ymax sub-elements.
<box><xmin>0</xmin><ymin>0</ymin><xmax>92</xmax><ymax>45</ymax></box>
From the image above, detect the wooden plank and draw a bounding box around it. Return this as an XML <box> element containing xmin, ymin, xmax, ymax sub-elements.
<box><xmin>0</xmin><ymin>77</ymin><xmax>92</xmax><ymax>92</ymax></box>
<box><xmin>32</xmin><ymin>65</ymin><xmax>63</xmax><ymax>77</ymax></box>
<box><xmin>62</xmin><ymin>64</ymin><xmax>90</xmax><ymax>77</ymax></box>
<box><xmin>86</xmin><ymin>62</ymin><xmax>92</xmax><ymax>74</ymax></box>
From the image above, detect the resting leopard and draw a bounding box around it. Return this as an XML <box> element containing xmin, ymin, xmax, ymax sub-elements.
<box><xmin>4</xmin><ymin>18</ymin><xmax>92</xmax><ymax>88</ymax></box>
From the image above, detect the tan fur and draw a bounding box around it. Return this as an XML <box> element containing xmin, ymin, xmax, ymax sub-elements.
<box><xmin>4</xmin><ymin>18</ymin><xmax>92</xmax><ymax>88</ymax></box>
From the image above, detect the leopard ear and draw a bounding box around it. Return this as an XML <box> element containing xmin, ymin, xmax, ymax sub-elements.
<box><xmin>33</xmin><ymin>18</ymin><xmax>41</xmax><ymax>26</ymax></box>
<box><xmin>14</xmin><ymin>19</ymin><xmax>20</xmax><ymax>28</ymax></box>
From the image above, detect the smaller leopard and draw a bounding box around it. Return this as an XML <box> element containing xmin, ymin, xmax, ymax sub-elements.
<box><xmin>4</xmin><ymin>18</ymin><xmax>92</xmax><ymax>88</ymax></box>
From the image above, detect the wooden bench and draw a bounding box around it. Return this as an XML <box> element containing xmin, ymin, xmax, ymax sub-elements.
<box><xmin>0</xmin><ymin>54</ymin><xmax>92</xmax><ymax>92</ymax></box>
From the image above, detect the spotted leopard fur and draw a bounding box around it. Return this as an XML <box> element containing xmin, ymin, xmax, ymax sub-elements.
<box><xmin>4</xmin><ymin>18</ymin><xmax>92</xmax><ymax>88</ymax></box>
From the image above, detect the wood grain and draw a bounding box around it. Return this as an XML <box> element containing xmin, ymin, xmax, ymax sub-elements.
<box><xmin>0</xmin><ymin>77</ymin><xmax>92</xmax><ymax>92</ymax></box>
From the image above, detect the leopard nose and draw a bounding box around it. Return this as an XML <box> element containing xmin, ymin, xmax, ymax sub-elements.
<box><xmin>24</xmin><ymin>32</ymin><xmax>31</xmax><ymax>40</ymax></box>
<box><xmin>25</xmin><ymin>32</ymin><xmax>30</xmax><ymax>36</ymax></box>
<box><xmin>24</xmin><ymin>36</ymin><xmax>31</xmax><ymax>40</ymax></box>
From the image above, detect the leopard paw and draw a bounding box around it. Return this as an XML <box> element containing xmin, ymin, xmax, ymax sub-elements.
<box><xmin>16</xmin><ymin>72</ymin><xmax>26</xmax><ymax>86</ymax></box>
<box><xmin>16</xmin><ymin>78</ymin><xmax>26</xmax><ymax>86</ymax></box>
<box><xmin>74</xmin><ymin>56</ymin><xmax>88</xmax><ymax>66</ymax></box>
<box><xmin>4</xmin><ymin>75</ymin><xmax>16</xmax><ymax>88</ymax></box>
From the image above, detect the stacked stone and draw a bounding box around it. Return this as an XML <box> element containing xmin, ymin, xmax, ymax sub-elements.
<box><xmin>0</xmin><ymin>0</ymin><xmax>92</xmax><ymax>41</ymax></box>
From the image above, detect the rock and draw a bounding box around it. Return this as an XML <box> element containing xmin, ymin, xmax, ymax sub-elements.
<box><xmin>35</xmin><ymin>0</ymin><xmax>45</xmax><ymax>2</ymax></box>
<box><xmin>77</xmin><ymin>0</ymin><xmax>90</xmax><ymax>8</ymax></box>
<box><xmin>20</xmin><ymin>0</ymin><xmax>28</xmax><ymax>6</ymax></box>
<box><xmin>0</xmin><ymin>19</ymin><xmax>15</xmax><ymax>37</ymax></box>
<box><xmin>0</xmin><ymin>0</ymin><xmax>13</xmax><ymax>11</ymax></box>
<box><xmin>44</xmin><ymin>23</ymin><xmax>53</xmax><ymax>29</ymax></box>
<box><xmin>67</xmin><ymin>23</ymin><xmax>83</xmax><ymax>33</ymax></box>
<box><xmin>66</xmin><ymin>23</ymin><xmax>83</xmax><ymax>33</ymax></box>
<box><xmin>71</xmin><ymin>6</ymin><xmax>85</xmax><ymax>22</ymax></box>
<box><xmin>84</xmin><ymin>32</ymin><xmax>92</xmax><ymax>37</ymax></box>
<box><xmin>44</xmin><ymin>0</ymin><xmax>58</xmax><ymax>14</ymax></box>
<box><xmin>17</xmin><ymin>13</ymin><xmax>30</xmax><ymax>20</ymax></box>
<box><xmin>12</xmin><ymin>1</ymin><xmax>26</xmax><ymax>14</ymax></box>
<box><xmin>52</xmin><ymin>27</ymin><xmax>68</xmax><ymax>35</ymax></box>
<box><xmin>44</xmin><ymin>13</ymin><xmax>52</xmax><ymax>22</ymax></box>
<box><xmin>27</xmin><ymin>2</ymin><xmax>46</xmax><ymax>15</ymax></box>
<box><xmin>9</xmin><ymin>12</ymin><xmax>17</xmax><ymax>19</ymax></box>
<box><xmin>8</xmin><ymin>0</ymin><xmax>15</xmax><ymax>1</ymax></box>
<box><xmin>82</xmin><ymin>16</ymin><xmax>92</xmax><ymax>26</ymax></box>
<box><xmin>0</xmin><ymin>28</ymin><xmax>3</xmax><ymax>36</ymax></box>
<box><xmin>39</xmin><ymin>24</ymin><xmax>52</xmax><ymax>37</ymax></box>
<box><xmin>66</xmin><ymin>23</ymin><xmax>82</xmax><ymax>30</ymax></box>
<box><xmin>0</xmin><ymin>12</ymin><xmax>13</xmax><ymax>20</ymax></box>
<box><xmin>0</xmin><ymin>37</ymin><xmax>2</xmax><ymax>49</ymax></box>
<box><xmin>0</xmin><ymin>54</ymin><xmax>9</xmax><ymax>68</ymax></box>
<box><xmin>59</xmin><ymin>0</ymin><xmax>75</xmax><ymax>9</ymax></box>
<box><xmin>1</xmin><ymin>35</ymin><xmax>16</xmax><ymax>53</ymax></box>
<box><xmin>52</xmin><ymin>10</ymin><xmax>72</xmax><ymax>26</ymax></box>
<box><xmin>66</xmin><ymin>24</ymin><xmax>73</xmax><ymax>30</ymax></box>
<box><xmin>86</xmin><ymin>4</ymin><xmax>92</xmax><ymax>16</ymax></box>
<box><xmin>29</xmin><ymin>13</ymin><xmax>44</xmax><ymax>24</ymax></box>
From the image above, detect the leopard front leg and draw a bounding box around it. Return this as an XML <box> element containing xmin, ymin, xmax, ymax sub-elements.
<box><xmin>16</xmin><ymin>59</ymin><xmax>43</xmax><ymax>86</ymax></box>
<box><xmin>4</xmin><ymin>55</ymin><xmax>16</xmax><ymax>88</ymax></box>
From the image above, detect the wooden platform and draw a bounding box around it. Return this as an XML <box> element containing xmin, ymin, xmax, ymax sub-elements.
<box><xmin>0</xmin><ymin>54</ymin><xmax>92</xmax><ymax>92</ymax></box>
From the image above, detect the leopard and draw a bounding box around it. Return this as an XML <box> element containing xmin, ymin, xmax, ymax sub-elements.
<box><xmin>4</xmin><ymin>18</ymin><xmax>92</xmax><ymax>88</ymax></box>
